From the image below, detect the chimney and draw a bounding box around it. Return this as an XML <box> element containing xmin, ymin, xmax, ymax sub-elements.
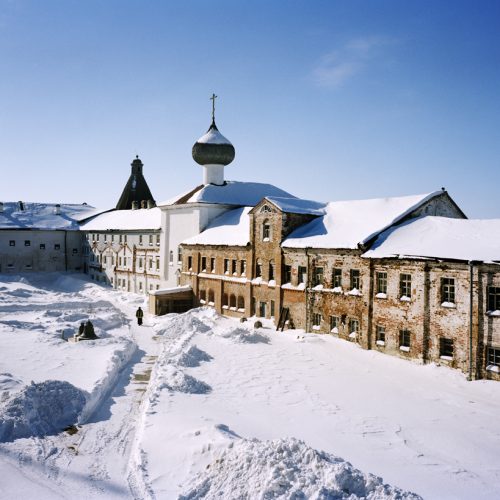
<box><xmin>131</xmin><ymin>200</ymin><xmax>139</xmax><ymax>210</ymax></box>
<box><xmin>54</xmin><ymin>204</ymin><xmax>61</xmax><ymax>215</ymax></box>
<box><xmin>18</xmin><ymin>201</ymin><xmax>24</xmax><ymax>211</ymax></box>
<box><xmin>147</xmin><ymin>199</ymin><xmax>155</xmax><ymax>209</ymax></box>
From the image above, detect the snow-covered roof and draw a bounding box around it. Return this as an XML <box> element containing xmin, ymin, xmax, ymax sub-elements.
<box><xmin>283</xmin><ymin>192</ymin><xmax>443</xmax><ymax>250</ymax></box>
<box><xmin>265</xmin><ymin>196</ymin><xmax>327</xmax><ymax>216</ymax></box>
<box><xmin>159</xmin><ymin>181</ymin><xmax>295</xmax><ymax>207</ymax></box>
<box><xmin>80</xmin><ymin>207</ymin><xmax>161</xmax><ymax>231</ymax></box>
<box><xmin>0</xmin><ymin>202</ymin><xmax>97</xmax><ymax>231</ymax></box>
<box><xmin>183</xmin><ymin>207</ymin><xmax>252</xmax><ymax>246</ymax></box>
<box><xmin>363</xmin><ymin>216</ymin><xmax>500</xmax><ymax>263</ymax></box>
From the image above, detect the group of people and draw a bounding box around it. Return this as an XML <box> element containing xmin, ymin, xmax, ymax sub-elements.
<box><xmin>76</xmin><ymin>319</ymin><xmax>98</xmax><ymax>340</ymax></box>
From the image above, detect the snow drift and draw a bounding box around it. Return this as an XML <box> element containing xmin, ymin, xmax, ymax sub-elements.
<box><xmin>0</xmin><ymin>380</ymin><xmax>87</xmax><ymax>442</ymax></box>
<box><xmin>180</xmin><ymin>437</ymin><xmax>421</xmax><ymax>499</ymax></box>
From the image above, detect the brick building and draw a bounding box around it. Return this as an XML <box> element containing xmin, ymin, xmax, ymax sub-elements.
<box><xmin>180</xmin><ymin>190</ymin><xmax>500</xmax><ymax>381</ymax></box>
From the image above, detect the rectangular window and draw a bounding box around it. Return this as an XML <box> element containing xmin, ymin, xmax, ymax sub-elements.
<box><xmin>24</xmin><ymin>240</ymin><xmax>31</xmax><ymax>247</ymax></box>
<box><xmin>329</xmin><ymin>316</ymin><xmax>340</xmax><ymax>332</ymax></box>
<box><xmin>487</xmin><ymin>347</ymin><xmax>500</xmax><ymax>367</ymax></box>
<box><xmin>332</xmin><ymin>268</ymin><xmax>342</xmax><ymax>288</ymax></box>
<box><xmin>103</xmin><ymin>234</ymin><xmax>107</xmax><ymax>243</ymax></box>
<box><xmin>439</xmin><ymin>337</ymin><xmax>454</xmax><ymax>358</ymax></box>
<box><xmin>54</xmin><ymin>244</ymin><xmax>60</xmax><ymax>250</ymax></box>
<box><xmin>255</xmin><ymin>260</ymin><xmax>263</xmax><ymax>277</ymax></box>
<box><xmin>313</xmin><ymin>313</ymin><xmax>322</xmax><ymax>327</ymax></box>
<box><xmin>349</xmin><ymin>318</ymin><xmax>360</xmax><ymax>334</ymax></box>
<box><xmin>487</xmin><ymin>286</ymin><xmax>500</xmax><ymax>312</ymax></box>
<box><xmin>139</xmin><ymin>282</ymin><xmax>143</xmax><ymax>291</ymax></box>
<box><xmin>399</xmin><ymin>329</ymin><xmax>411</xmax><ymax>349</ymax></box>
<box><xmin>96</xmin><ymin>234</ymin><xmax>100</xmax><ymax>242</ymax></box>
<box><xmin>201</xmin><ymin>256</ymin><xmax>207</xmax><ymax>271</ymax></box>
<box><xmin>124</xmin><ymin>234</ymin><xmax>127</xmax><ymax>243</ymax></box>
<box><xmin>269</xmin><ymin>262</ymin><xmax>275</xmax><ymax>281</ymax></box>
<box><xmin>224</xmin><ymin>258</ymin><xmax>229</xmax><ymax>274</ymax></box>
<box><xmin>149</xmin><ymin>234</ymin><xmax>153</xmax><ymax>246</ymax></box>
<box><xmin>39</xmin><ymin>243</ymin><xmax>45</xmax><ymax>250</ymax></box>
<box><xmin>157</xmin><ymin>234</ymin><xmax>160</xmax><ymax>245</ymax></box>
<box><xmin>232</xmin><ymin>259</ymin><xmax>237</xmax><ymax>274</ymax></box>
<box><xmin>188</xmin><ymin>256</ymin><xmax>193</xmax><ymax>270</ymax></box>
<box><xmin>270</xmin><ymin>300</ymin><xmax>275</xmax><ymax>317</ymax></box>
<box><xmin>284</xmin><ymin>265</ymin><xmax>292</xmax><ymax>284</ymax></box>
<box><xmin>72</xmin><ymin>248</ymin><xmax>78</xmax><ymax>254</ymax></box>
<box><xmin>119</xmin><ymin>234</ymin><xmax>123</xmax><ymax>243</ymax></box>
<box><xmin>103</xmin><ymin>256</ymin><xmax>107</xmax><ymax>264</ymax></box>
<box><xmin>149</xmin><ymin>258</ymin><xmax>153</xmax><ymax>270</ymax></box>
<box><xmin>156</xmin><ymin>257</ymin><xmax>160</xmax><ymax>270</ymax></box>
<box><xmin>241</xmin><ymin>260</ymin><xmax>246</xmax><ymax>276</ymax></box>
<box><xmin>376</xmin><ymin>272</ymin><xmax>387</xmax><ymax>294</ymax></box>
<box><xmin>9</xmin><ymin>240</ymin><xmax>15</xmax><ymax>247</ymax></box>
<box><xmin>376</xmin><ymin>325</ymin><xmax>386</xmax><ymax>343</ymax></box>
<box><xmin>350</xmin><ymin>269</ymin><xmax>360</xmax><ymax>290</ymax></box>
<box><xmin>139</xmin><ymin>235</ymin><xmax>143</xmax><ymax>245</ymax></box>
<box><xmin>259</xmin><ymin>301</ymin><xmax>266</xmax><ymax>318</ymax></box>
<box><xmin>441</xmin><ymin>278</ymin><xmax>455</xmax><ymax>304</ymax></box>
<box><xmin>138</xmin><ymin>258</ymin><xmax>143</xmax><ymax>268</ymax></box>
<box><xmin>210</xmin><ymin>257</ymin><xmax>216</xmax><ymax>273</ymax></box>
<box><xmin>400</xmin><ymin>273</ymin><xmax>412</xmax><ymax>298</ymax></box>
<box><xmin>111</xmin><ymin>234</ymin><xmax>114</xmax><ymax>242</ymax></box>
<box><xmin>314</xmin><ymin>267</ymin><xmax>324</xmax><ymax>286</ymax></box>
<box><xmin>298</xmin><ymin>266</ymin><xmax>307</xmax><ymax>284</ymax></box>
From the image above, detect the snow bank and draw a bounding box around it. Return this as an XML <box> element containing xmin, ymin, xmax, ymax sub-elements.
<box><xmin>178</xmin><ymin>345</ymin><xmax>213</xmax><ymax>367</ymax></box>
<box><xmin>0</xmin><ymin>380</ymin><xmax>87</xmax><ymax>442</ymax></box>
<box><xmin>157</xmin><ymin>366</ymin><xmax>212</xmax><ymax>395</ymax></box>
<box><xmin>180</xmin><ymin>437</ymin><xmax>421</xmax><ymax>499</ymax></box>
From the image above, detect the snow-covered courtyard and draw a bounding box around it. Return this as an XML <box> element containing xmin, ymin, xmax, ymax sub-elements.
<box><xmin>1</xmin><ymin>273</ymin><xmax>500</xmax><ymax>499</ymax></box>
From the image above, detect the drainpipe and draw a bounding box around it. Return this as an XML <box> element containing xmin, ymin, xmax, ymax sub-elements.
<box><xmin>468</xmin><ymin>260</ymin><xmax>481</xmax><ymax>381</ymax></box>
<box><xmin>305</xmin><ymin>247</ymin><xmax>310</xmax><ymax>333</ymax></box>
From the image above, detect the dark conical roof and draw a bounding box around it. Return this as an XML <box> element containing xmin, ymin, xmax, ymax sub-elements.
<box><xmin>192</xmin><ymin>120</ymin><xmax>235</xmax><ymax>166</ymax></box>
<box><xmin>116</xmin><ymin>156</ymin><xmax>156</xmax><ymax>210</ymax></box>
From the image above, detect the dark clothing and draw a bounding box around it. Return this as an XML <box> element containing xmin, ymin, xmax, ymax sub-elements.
<box><xmin>136</xmin><ymin>308</ymin><xmax>144</xmax><ymax>326</ymax></box>
<box><xmin>78</xmin><ymin>323</ymin><xmax>85</xmax><ymax>336</ymax></box>
<box><xmin>82</xmin><ymin>320</ymin><xmax>97</xmax><ymax>339</ymax></box>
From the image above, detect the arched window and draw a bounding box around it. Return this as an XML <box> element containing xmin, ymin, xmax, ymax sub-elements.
<box><xmin>260</xmin><ymin>205</ymin><xmax>272</xmax><ymax>213</ymax></box>
<box><xmin>208</xmin><ymin>289</ymin><xmax>215</xmax><ymax>304</ymax></box>
<box><xmin>199</xmin><ymin>289</ymin><xmax>206</xmax><ymax>303</ymax></box>
<box><xmin>256</xmin><ymin>259</ymin><xmax>263</xmax><ymax>278</ymax></box>
<box><xmin>262</xmin><ymin>220</ymin><xmax>271</xmax><ymax>241</ymax></box>
<box><xmin>269</xmin><ymin>260</ymin><xmax>275</xmax><ymax>281</ymax></box>
<box><xmin>229</xmin><ymin>294</ymin><xmax>236</xmax><ymax>308</ymax></box>
<box><xmin>222</xmin><ymin>293</ymin><xmax>228</xmax><ymax>306</ymax></box>
<box><xmin>237</xmin><ymin>296</ymin><xmax>245</xmax><ymax>309</ymax></box>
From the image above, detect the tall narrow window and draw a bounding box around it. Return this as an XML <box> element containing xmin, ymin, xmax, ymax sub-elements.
<box><xmin>399</xmin><ymin>329</ymin><xmax>411</xmax><ymax>350</ymax></box>
<box><xmin>187</xmin><ymin>256</ymin><xmax>193</xmax><ymax>270</ymax></box>
<box><xmin>376</xmin><ymin>325</ymin><xmax>386</xmax><ymax>344</ymax></box>
<box><xmin>332</xmin><ymin>268</ymin><xmax>342</xmax><ymax>288</ymax></box>
<box><xmin>149</xmin><ymin>234</ymin><xmax>153</xmax><ymax>246</ymax></box>
<box><xmin>329</xmin><ymin>316</ymin><xmax>340</xmax><ymax>332</ymax></box>
<box><xmin>169</xmin><ymin>250</ymin><xmax>173</xmax><ymax>264</ymax></box>
<box><xmin>224</xmin><ymin>258</ymin><xmax>229</xmax><ymax>274</ymax></box>
<box><xmin>201</xmin><ymin>256</ymin><xmax>207</xmax><ymax>271</ymax></box>
<box><xmin>139</xmin><ymin>235</ymin><xmax>143</xmax><ymax>245</ymax></box>
<box><xmin>298</xmin><ymin>266</ymin><xmax>307</xmax><ymax>284</ymax></box>
<box><xmin>350</xmin><ymin>269</ymin><xmax>360</xmax><ymax>290</ymax></box>
<box><xmin>232</xmin><ymin>259</ymin><xmax>237</xmax><ymax>274</ymax></box>
<box><xmin>210</xmin><ymin>257</ymin><xmax>216</xmax><ymax>273</ymax></box>
<box><xmin>313</xmin><ymin>313</ymin><xmax>322</xmax><ymax>327</ymax></box>
<box><xmin>270</xmin><ymin>300</ymin><xmax>275</xmax><ymax>317</ymax></box>
<box><xmin>284</xmin><ymin>265</ymin><xmax>292</xmax><ymax>284</ymax></box>
<box><xmin>400</xmin><ymin>274</ymin><xmax>412</xmax><ymax>298</ymax></box>
<box><xmin>255</xmin><ymin>259</ymin><xmax>263</xmax><ymax>278</ymax></box>
<box><xmin>488</xmin><ymin>287</ymin><xmax>500</xmax><ymax>312</ymax></box>
<box><xmin>376</xmin><ymin>272</ymin><xmax>387</xmax><ymax>295</ymax></box>
<box><xmin>269</xmin><ymin>260</ymin><xmax>275</xmax><ymax>281</ymax></box>
<box><xmin>262</xmin><ymin>220</ymin><xmax>271</xmax><ymax>241</ymax></box>
<box><xmin>349</xmin><ymin>319</ymin><xmax>360</xmax><ymax>335</ymax></box>
<box><xmin>241</xmin><ymin>260</ymin><xmax>247</xmax><ymax>276</ymax></box>
<box><xmin>441</xmin><ymin>278</ymin><xmax>455</xmax><ymax>304</ymax></box>
<box><xmin>314</xmin><ymin>267</ymin><xmax>324</xmax><ymax>286</ymax></box>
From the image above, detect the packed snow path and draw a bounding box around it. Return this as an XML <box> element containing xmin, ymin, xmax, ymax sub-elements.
<box><xmin>0</xmin><ymin>274</ymin><xmax>160</xmax><ymax>498</ymax></box>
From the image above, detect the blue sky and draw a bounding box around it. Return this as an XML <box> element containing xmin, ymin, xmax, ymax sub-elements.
<box><xmin>1</xmin><ymin>0</ymin><xmax>499</xmax><ymax>217</ymax></box>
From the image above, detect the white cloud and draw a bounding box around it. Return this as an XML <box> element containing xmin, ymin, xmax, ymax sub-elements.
<box><xmin>312</xmin><ymin>36</ymin><xmax>393</xmax><ymax>88</ymax></box>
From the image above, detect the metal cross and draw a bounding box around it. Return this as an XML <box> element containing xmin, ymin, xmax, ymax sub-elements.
<box><xmin>210</xmin><ymin>93</ymin><xmax>217</xmax><ymax>122</ymax></box>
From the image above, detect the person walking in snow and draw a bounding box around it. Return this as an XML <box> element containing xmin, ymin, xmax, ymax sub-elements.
<box><xmin>78</xmin><ymin>322</ymin><xmax>85</xmax><ymax>337</ymax></box>
<box><xmin>136</xmin><ymin>307</ymin><xmax>144</xmax><ymax>326</ymax></box>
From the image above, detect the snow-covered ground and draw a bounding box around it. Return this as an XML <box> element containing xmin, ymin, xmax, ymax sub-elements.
<box><xmin>1</xmin><ymin>274</ymin><xmax>500</xmax><ymax>499</ymax></box>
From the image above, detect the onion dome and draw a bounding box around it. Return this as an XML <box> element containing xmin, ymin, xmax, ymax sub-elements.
<box><xmin>192</xmin><ymin>119</ymin><xmax>235</xmax><ymax>166</ymax></box>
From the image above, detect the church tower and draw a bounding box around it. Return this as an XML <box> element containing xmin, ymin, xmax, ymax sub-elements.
<box><xmin>116</xmin><ymin>155</ymin><xmax>156</xmax><ymax>210</ymax></box>
<box><xmin>192</xmin><ymin>94</ymin><xmax>235</xmax><ymax>186</ymax></box>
